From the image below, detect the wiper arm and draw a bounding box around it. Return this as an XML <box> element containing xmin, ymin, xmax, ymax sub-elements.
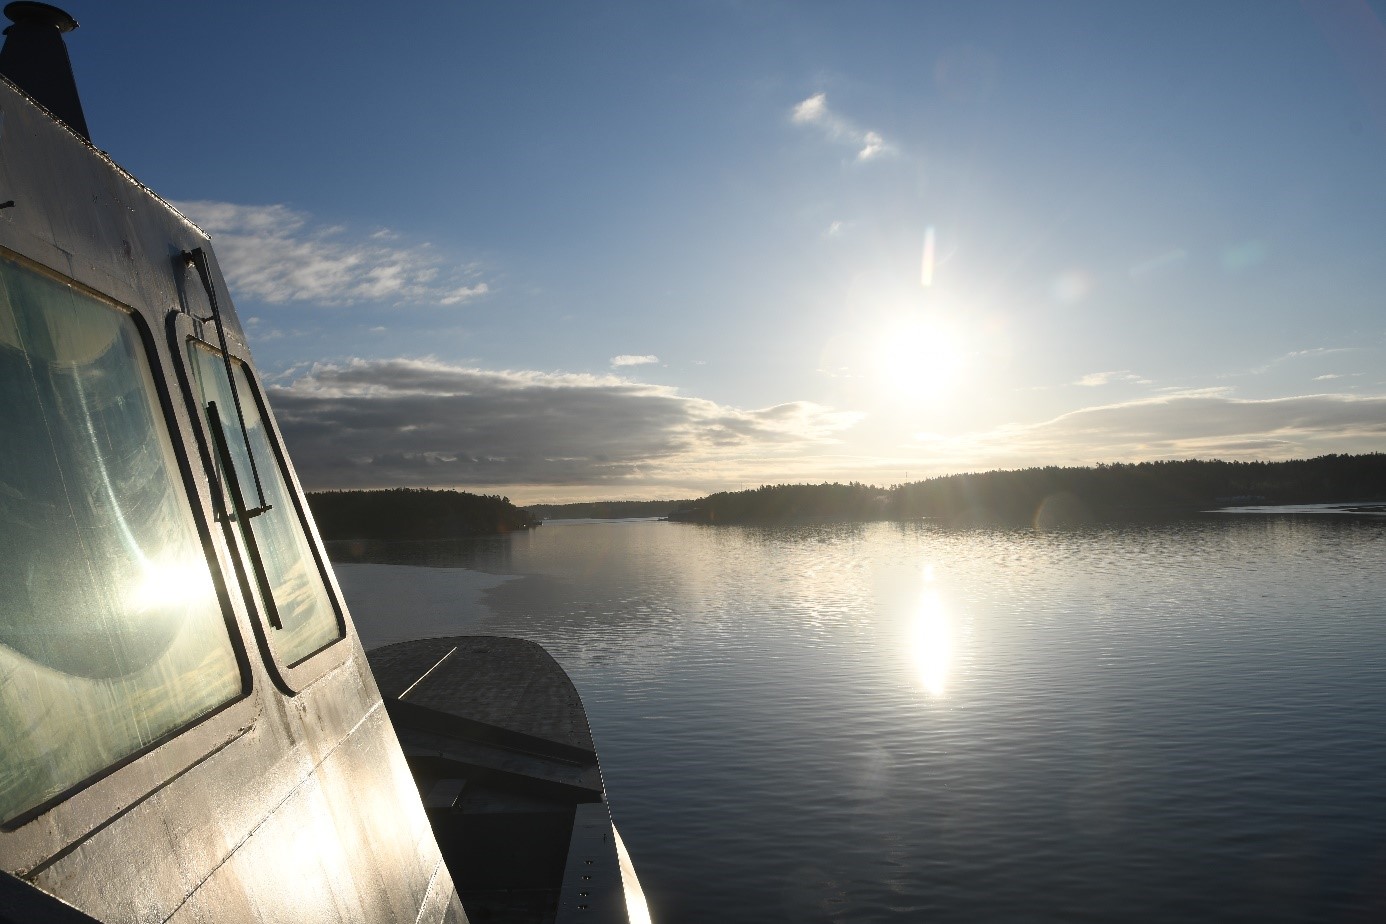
<box><xmin>206</xmin><ymin>399</ymin><xmax>281</xmax><ymax>630</ymax></box>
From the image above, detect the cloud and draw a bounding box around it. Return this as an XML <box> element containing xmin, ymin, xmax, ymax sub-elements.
<box><xmin>440</xmin><ymin>284</ymin><xmax>489</xmax><ymax>305</ymax></box>
<box><xmin>791</xmin><ymin>94</ymin><xmax>827</xmax><ymax>123</ymax></box>
<box><xmin>938</xmin><ymin>392</ymin><xmax>1386</xmax><ymax>467</ymax></box>
<box><xmin>1074</xmin><ymin>370</ymin><xmax>1153</xmax><ymax>387</ymax></box>
<box><xmin>789</xmin><ymin>92</ymin><xmax>892</xmax><ymax>161</ymax></box>
<box><xmin>610</xmin><ymin>354</ymin><xmax>660</xmax><ymax>367</ymax></box>
<box><xmin>270</xmin><ymin>358</ymin><xmax>862</xmax><ymax>490</ymax></box>
<box><xmin>858</xmin><ymin>131</ymin><xmax>885</xmax><ymax>161</ymax></box>
<box><xmin>1235</xmin><ymin>345</ymin><xmax>1364</xmax><ymax>377</ymax></box>
<box><xmin>1285</xmin><ymin>347</ymin><xmax>1355</xmax><ymax>360</ymax></box>
<box><xmin>171</xmin><ymin>200</ymin><xmax>490</xmax><ymax>308</ymax></box>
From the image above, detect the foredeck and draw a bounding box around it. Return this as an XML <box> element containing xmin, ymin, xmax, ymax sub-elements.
<box><xmin>366</xmin><ymin>636</ymin><xmax>630</xmax><ymax>923</ymax></box>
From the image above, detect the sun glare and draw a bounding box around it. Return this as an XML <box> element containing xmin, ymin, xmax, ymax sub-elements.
<box><xmin>908</xmin><ymin>586</ymin><xmax>953</xmax><ymax>696</ymax></box>
<box><xmin>875</xmin><ymin>315</ymin><xmax>967</xmax><ymax>403</ymax></box>
<box><xmin>127</xmin><ymin>554</ymin><xmax>217</xmax><ymax>615</ymax></box>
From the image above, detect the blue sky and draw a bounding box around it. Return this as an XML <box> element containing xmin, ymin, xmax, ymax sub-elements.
<box><xmin>67</xmin><ymin>1</ymin><xmax>1386</xmax><ymax>501</ymax></box>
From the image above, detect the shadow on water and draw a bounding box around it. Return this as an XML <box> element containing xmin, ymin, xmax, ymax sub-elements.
<box><xmin>325</xmin><ymin>536</ymin><xmax>515</xmax><ymax>572</ymax></box>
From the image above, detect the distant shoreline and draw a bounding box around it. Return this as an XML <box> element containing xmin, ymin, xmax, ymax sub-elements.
<box><xmin>309</xmin><ymin>454</ymin><xmax>1386</xmax><ymax>537</ymax></box>
<box><xmin>664</xmin><ymin>454</ymin><xmax>1386</xmax><ymax>527</ymax></box>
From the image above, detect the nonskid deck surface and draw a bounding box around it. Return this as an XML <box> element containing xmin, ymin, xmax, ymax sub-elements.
<box><xmin>367</xmin><ymin>637</ymin><xmax>628</xmax><ymax>923</ymax></box>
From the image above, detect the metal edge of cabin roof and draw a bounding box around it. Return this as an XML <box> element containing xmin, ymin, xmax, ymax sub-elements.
<box><xmin>0</xmin><ymin>69</ymin><xmax>209</xmax><ymax>234</ymax></box>
<box><xmin>0</xmin><ymin>3</ymin><xmax>209</xmax><ymax>241</ymax></box>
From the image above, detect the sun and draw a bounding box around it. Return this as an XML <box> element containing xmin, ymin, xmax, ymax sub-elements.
<box><xmin>874</xmin><ymin>315</ymin><xmax>967</xmax><ymax>403</ymax></box>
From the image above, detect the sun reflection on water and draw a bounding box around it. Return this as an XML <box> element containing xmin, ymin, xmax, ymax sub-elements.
<box><xmin>908</xmin><ymin>571</ymin><xmax>953</xmax><ymax>696</ymax></box>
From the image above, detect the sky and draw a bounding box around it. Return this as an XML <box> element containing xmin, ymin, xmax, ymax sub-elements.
<box><xmin>62</xmin><ymin>1</ymin><xmax>1386</xmax><ymax>502</ymax></box>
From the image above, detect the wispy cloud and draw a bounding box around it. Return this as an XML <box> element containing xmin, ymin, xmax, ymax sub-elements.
<box><xmin>1235</xmin><ymin>345</ymin><xmax>1364</xmax><ymax>377</ymax></box>
<box><xmin>172</xmin><ymin>200</ymin><xmax>490</xmax><ymax>308</ymax></box>
<box><xmin>790</xmin><ymin>92</ymin><xmax>892</xmax><ymax>162</ymax></box>
<box><xmin>924</xmin><ymin>392</ymin><xmax>1386</xmax><ymax>469</ymax></box>
<box><xmin>1285</xmin><ymin>347</ymin><xmax>1356</xmax><ymax>360</ymax></box>
<box><xmin>611</xmin><ymin>354</ymin><xmax>660</xmax><ymax>367</ymax></box>
<box><xmin>271</xmin><ymin>358</ymin><xmax>862</xmax><ymax>490</ymax></box>
<box><xmin>1074</xmin><ymin>370</ymin><xmax>1153</xmax><ymax>387</ymax></box>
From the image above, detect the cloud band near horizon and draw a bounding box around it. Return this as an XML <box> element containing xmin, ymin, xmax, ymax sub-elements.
<box><xmin>270</xmin><ymin>358</ymin><xmax>861</xmax><ymax>491</ymax></box>
<box><xmin>267</xmin><ymin>358</ymin><xmax>1386</xmax><ymax>499</ymax></box>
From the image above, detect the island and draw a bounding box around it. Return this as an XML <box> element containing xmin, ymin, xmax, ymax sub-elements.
<box><xmin>307</xmin><ymin>488</ymin><xmax>538</xmax><ymax>540</ymax></box>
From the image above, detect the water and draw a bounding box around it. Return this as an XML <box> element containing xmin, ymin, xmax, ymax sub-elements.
<box><xmin>330</xmin><ymin>514</ymin><xmax>1386</xmax><ymax>922</ymax></box>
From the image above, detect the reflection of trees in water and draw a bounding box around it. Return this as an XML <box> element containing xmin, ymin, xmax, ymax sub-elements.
<box><xmin>324</xmin><ymin>535</ymin><xmax>515</xmax><ymax>572</ymax></box>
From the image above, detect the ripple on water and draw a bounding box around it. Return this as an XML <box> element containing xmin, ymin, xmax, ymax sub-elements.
<box><xmin>335</xmin><ymin>516</ymin><xmax>1386</xmax><ymax>923</ymax></box>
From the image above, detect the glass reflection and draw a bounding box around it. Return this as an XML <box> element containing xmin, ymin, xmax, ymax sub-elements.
<box><xmin>189</xmin><ymin>344</ymin><xmax>342</xmax><ymax>666</ymax></box>
<box><xmin>0</xmin><ymin>258</ymin><xmax>241</xmax><ymax>822</ymax></box>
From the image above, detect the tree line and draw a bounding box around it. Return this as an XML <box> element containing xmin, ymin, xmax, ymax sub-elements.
<box><xmin>307</xmin><ymin>488</ymin><xmax>537</xmax><ymax>540</ymax></box>
<box><xmin>668</xmin><ymin>454</ymin><xmax>1386</xmax><ymax>526</ymax></box>
<box><xmin>668</xmin><ymin>482</ymin><xmax>888</xmax><ymax>525</ymax></box>
<box><xmin>525</xmin><ymin>499</ymin><xmax>690</xmax><ymax>520</ymax></box>
<box><xmin>304</xmin><ymin>454</ymin><xmax>1386</xmax><ymax>537</ymax></box>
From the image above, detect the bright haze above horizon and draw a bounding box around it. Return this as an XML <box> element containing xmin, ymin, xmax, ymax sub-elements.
<box><xmin>71</xmin><ymin>1</ymin><xmax>1386</xmax><ymax>503</ymax></box>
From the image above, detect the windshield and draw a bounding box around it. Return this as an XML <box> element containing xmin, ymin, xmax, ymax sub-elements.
<box><xmin>0</xmin><ymin>257</ymin><xmax>241</xmax><ymax>823</ymax></box>
<box><xmin>189</xmin><ymin>342</ymin><xmax>342</xmax><ymax>666</ymax></box>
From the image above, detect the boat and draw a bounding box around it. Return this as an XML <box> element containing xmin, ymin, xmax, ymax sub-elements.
<box><xmin>0</xmin><ymin>4</ymin><xmax>644</xmax><ymax>921</ymax></box>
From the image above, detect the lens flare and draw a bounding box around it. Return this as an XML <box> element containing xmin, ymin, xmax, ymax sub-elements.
<box><xmin>921</xmin><ymin>226</ymin><xmax>937</xmax><ymax>287</ymax></box>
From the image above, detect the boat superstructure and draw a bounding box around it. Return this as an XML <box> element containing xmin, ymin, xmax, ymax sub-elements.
<box><xmin>0</xmin><ymin>5</ymin><xmax>639</xmax><ymax>922</ymax></box>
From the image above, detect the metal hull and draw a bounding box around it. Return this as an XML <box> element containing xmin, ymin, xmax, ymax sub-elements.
<box><xmin>0</xmin><ymin>59</ymin><xmax>464</xmax><ymax>924</ymax></box>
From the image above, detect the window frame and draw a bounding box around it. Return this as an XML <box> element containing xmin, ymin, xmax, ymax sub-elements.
<box><xmin>170</xmin><ymin>311</ymin><xmax>353</xmax><ymax>693</ymax></box>
<box><xmin>0</xmin><ymin>249</ymin><xmax>258</xmax><ymax>868</ymax></box>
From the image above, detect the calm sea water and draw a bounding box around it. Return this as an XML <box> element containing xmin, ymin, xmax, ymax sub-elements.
<box><xmin>331</xmin><ymin>514</ymin><xmax>1386</xmax><ymax>923</ymax></box>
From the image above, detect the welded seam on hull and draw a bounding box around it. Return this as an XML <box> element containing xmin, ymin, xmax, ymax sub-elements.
<box><xmin>158</xmin><ymin>699</ymin><xmax>387</xmax><ymax>922</ymax></box>
<box><xmin>19</xmin><ymin>714</ymin><xmax>258</xmax><ymax>880</ymax></box>
<box><xmin>412</xmin><ymin>857</ymin><xmax>450</xmax><ymax>924</ymax></box>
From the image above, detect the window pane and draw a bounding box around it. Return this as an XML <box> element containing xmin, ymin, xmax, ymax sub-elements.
<box><xmin>189</xmin><ymin>345</ymin><xmax>342</xmax><ymax>665</ymax></box>
<box><xmin>0</xmin><ymin>259</ymin><xmax>242</xmax><ymax>823</ymax></box>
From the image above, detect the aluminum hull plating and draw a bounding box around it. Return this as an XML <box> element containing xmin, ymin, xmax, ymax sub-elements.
<box><xmin>0</xmin><ymin>16</ymin><xmax>464</xmax><ymax>922</ymax></box>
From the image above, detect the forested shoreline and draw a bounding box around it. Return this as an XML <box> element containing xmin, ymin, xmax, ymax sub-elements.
<box><xmin>525</xmin><ymin>499</ymin><xmax>689</xmax><ymax>520</ymax></box>
<box><xmin>305</xmin><ymin>455</ymin><xmax>1386</xmax><ymax>538</ymax></box>
<box><xmin>307</xmin><ymin>488</ymin><xmax>537</xmax><ymax>540</ymax></box>
<box><xmin>668</xmin><ymin>454</ymin><xmax>1386</xmax><ymax>526</ymax></box>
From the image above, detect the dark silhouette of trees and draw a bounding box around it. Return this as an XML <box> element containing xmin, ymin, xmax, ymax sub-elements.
<box><xmin>667</xmin><ymin>454</ymin><xmax>1386</xmax><ymax>526</ymax></box>
<box><xmin>668</xmin><ymin>482</ymin><xmax>888</xmax><ymax>524</ymax></box>
<box><xmin>525</xmin><ymin>500</ymin><xmax>690</xmax><ymax>520</ymax></box>
<box><xmin>307</xmin><ymin>488</ymin><xmax>537</xmax><ymax>540</ymax></box>
<box><xmin>306</xmin><ymin>455</ymin><xmax>1386</xmax><ymax>535</ymax></box>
